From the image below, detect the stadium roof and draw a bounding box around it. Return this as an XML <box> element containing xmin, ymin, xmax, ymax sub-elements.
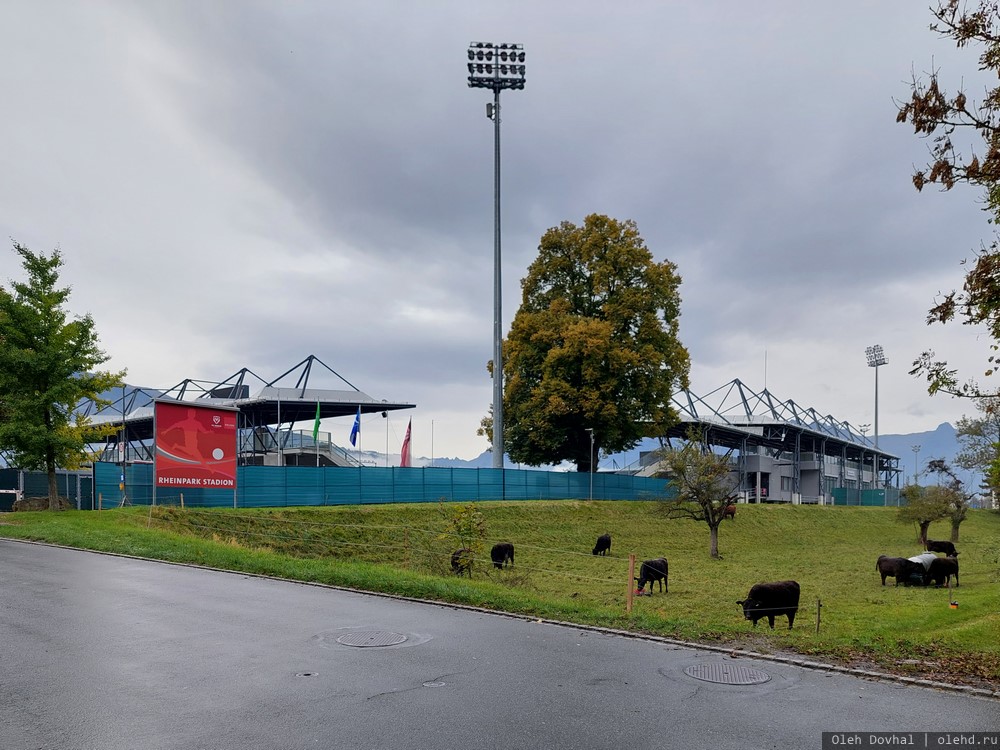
<box><xmin>80</xmin><ymin>354</ymin><xmax>414</xmax><ymax>442</ymax></box>
<box><xmin>666</xmin><ymin>378</ymin><xmax>899</xmax><ymax>462</ymax></box>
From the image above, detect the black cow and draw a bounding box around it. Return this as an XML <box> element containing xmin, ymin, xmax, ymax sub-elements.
<box><xmin>592</xmin><ymin>533</ymin><xmax>612</xmax><ymax>556</ymax></box>
<box><xmin>450</xmin><ymin>548</ymin><xmax>472</xmax><ymax>577</ymax></box>
<box><xmin>490</xmin><ymin>542</ymin><xmax>514</xmax><ymax>569</ymax></box>
<box><xmin>876</xmin><ymin>555</ymin><xmax>926</xmax><ymax>586</ymax></box>
<box><xmin>924</xmin><ymin>556</ymin><xmax>960</xmax><ymax>587</ymax></box>
<box><xmin>722</xmin><ymin>504</ymin><xmax>737</xmax><ymax>520</ymax></box>
<box><xmin>925</xmin><ymin>539</ymin><xmax>959</xmax><ymax>557</ymax></box>
<box><xmin>737</xmin><ymin>580</ymin><xmax>800</xmax><ymax>629</ymax></box>
<box><xmin>634</xmin><ymin>557</ymin><xmax>668</xmax><ymax>594</ymax></box>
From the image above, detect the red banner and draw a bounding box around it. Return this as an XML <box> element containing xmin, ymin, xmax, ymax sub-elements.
<box><xmin>154</xmin><ymin>401</ymin><xmax>238</xmax><ymax>489</ymax></box>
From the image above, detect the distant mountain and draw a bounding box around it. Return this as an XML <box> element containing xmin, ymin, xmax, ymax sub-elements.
<box><xmin>876</xmin><ymin>423</ymin><xmax>958</xmax><ymax>466</ymax></box>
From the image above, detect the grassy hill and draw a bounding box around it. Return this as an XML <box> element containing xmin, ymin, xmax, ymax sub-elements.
<box><xmin>1</xmin><ymin>501</ymin><xmax>997</xmax><ymax>687</ymax></box>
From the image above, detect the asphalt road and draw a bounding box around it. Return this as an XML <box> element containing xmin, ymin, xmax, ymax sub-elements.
<box><xmin>1</xmin><ymin>539</ymin><xmax>997</xmax><ymax>750</ymax></box>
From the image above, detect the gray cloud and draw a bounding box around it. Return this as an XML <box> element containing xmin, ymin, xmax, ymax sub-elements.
<box><xmin>0</xmin><ymin>0</ymin><xmax>993</xmax><ymax>459</ymax></box>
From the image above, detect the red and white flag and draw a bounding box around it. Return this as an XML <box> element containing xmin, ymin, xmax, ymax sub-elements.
<box><xmin>400</xmin><ymin>418</ymin><xmax>412</xmax><ymax>467</ymax></box>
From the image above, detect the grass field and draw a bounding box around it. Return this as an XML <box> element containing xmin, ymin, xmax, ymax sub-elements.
<box><xmin>1</xmin><ymin>501</ymin><xmax>998</xmax><ymax>688</ymax></box>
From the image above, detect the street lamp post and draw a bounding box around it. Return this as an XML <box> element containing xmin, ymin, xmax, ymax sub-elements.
<box><xmin>585</xmin><ymin>428</ymin><xmax>594</xmax><ymax>501</ymax></box>
<box><xmin>865</xmin><ymin>345</ymin><xmax>887</xmax><ymax>448</ymax></box>
<box><xmin>467</xmin><ymin>41</ymin><xmax>526</xmax><ymax>469</ymax></box>
<box><xmin>858</xmin><ymin>423</ymin><xmax>870</xmax><ymax>496</ymax></box>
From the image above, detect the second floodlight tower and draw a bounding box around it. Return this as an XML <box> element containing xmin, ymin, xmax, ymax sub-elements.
<box><xmin>866</xmin><ymin>344</ymin><xmax>887</xmax><ymax>448</ymax></box>
<box><xmin>467</xmin><ymin>41</ymin><xmax>526</xmax><ymax>469</ymax></box>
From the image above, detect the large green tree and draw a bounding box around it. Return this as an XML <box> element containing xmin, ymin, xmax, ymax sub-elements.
<box><xmin>486</xmin><ymin>214</ymin><xmax>689</xmax><ymax>471</ymax></box>
<box><xmin>0</xmin><ymin>242</ymin><xmax>124</xmax><ymax>509</ymax></box>
<box><xmin>898</xmin><ymin>1</ymin><xmax>1000</xmax><ymax>396</ymax></box>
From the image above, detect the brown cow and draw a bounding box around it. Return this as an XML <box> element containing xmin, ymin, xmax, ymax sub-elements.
<box><xmin>490</xmin><ymin>542</ymin><xmax>514</xmax><ymax>569</ymax></box>
<box><xmin>924</xmin><ymin>556</ymin><xmax>960</xmax><ymax>587</ymax></box>
<box><xmin>876</xmin><ymin>555</ymin><xmax>925</xmax><ymax>586</ymax></box>
<box><xmin>722</xmin><ymin>504</ymin><xmax>736</xmax><ymax>520</ymax></box>
<box><xmin>925</xmin><ymin>539</ymin><xmax>959</xmax><ymax>557</ymax></box>
<box><xmin>634</xmin><ymin>557</ymin><xmax>668</xmax><ymax>594</ymax></box>
<box><xmin>737</xmin><ymin>581</ymin><xmax>800</xmax><ymax>629</ymax></box>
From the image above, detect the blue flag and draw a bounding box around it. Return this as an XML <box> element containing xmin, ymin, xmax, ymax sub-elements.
<box><xmin>350</xmin><ymin>406</ymin><xmax>361</xmax><ymax>447</ymax></box>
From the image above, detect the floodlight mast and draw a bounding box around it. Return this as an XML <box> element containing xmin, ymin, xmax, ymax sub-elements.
<box><xmin>865</xmin><ymin>344</ymin><xmax>887</xmax><ymax>450</ymax></box>
<box><xmin>467</xmin><ymin>42</ymin><xmax>526</xmax><ymax>469</ymax></box>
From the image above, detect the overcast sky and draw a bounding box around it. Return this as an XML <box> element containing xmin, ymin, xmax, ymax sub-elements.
<box><xmin>1</xmin><ymin>1</ymin><xmax>994</xmax><ymax>461</ymax></box>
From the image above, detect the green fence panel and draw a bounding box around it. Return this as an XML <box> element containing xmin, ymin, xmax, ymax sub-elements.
<box><xmin>287</xmin><ymin>467</ymin><xmax>326</xmax><ymax>507</ymax></box>
<box><xmin>326</xmin><ymin>468</ymin><xmax>363</xmax><ymax>505</ymax></box>
<box><xmin>450</xmin><ymin>469</ymin><xmax>482</xmax><ymax>501</ymax></box>
<box><xmin>240</xmin><ymin>466</ymin><xmax>286</xmax><ymax>508</ymax></box>
<box><xmin>90</xmin><ymin>462</ymin><xmax>724</xmax><ymax>508</ymax></box>
<box><xmin>422</xmin><ymin>467</ymin><xmax>453</xmax><ymax>502</ymax></box>
<box><xmin>476</xmin><ymin>469</ymin><xmax>505</xmax><ymax>501</ymax></box>
<box><xmin>360</xmin><ymin>468</ymin><xmax>394</xmax><ymax>504</ymax></box>
<box><xmin>393</xmin><ymin>467</ymin><xmax>428</xmax><ymax>503</ymax></box>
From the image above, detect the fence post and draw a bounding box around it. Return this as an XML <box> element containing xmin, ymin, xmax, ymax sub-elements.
<box><xmin>816</xmin><ymin>598</ymin><xmax>822</xmax><ymax>634</ymax></box>
<box><xmin>626</xmin><ymin>554</ymin><xmax>636</xmax><ymax>614</ymax></box>
<box><xmin>98</xmin><ymin>492</ymin><xmax>102</xmax><ymax>511</ymax></box>
<box><xmin>180</xmin><ymin>493</ymin><xmax>184</xmax><ymax>509</ymax></box>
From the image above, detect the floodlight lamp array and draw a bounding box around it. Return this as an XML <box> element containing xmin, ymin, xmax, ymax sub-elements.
<box><xmin>865</xmin><ymin>344</ymin><xmax>887</xmax><ymax>368</ymax></box>
<box><xmin>467</xmin><ymin>42</ymin><xmax>526</xmax><ymax>91</ymax></box>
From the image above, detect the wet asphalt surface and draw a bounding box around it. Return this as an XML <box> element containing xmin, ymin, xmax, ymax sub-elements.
<box><xmin>1</xmin><ymin>539</ymin><xmax>997</xmax><ymax>750</ymax></box>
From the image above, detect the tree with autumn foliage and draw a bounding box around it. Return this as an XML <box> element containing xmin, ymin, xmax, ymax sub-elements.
<box><xmin>0</xmin><ymin>242</ymin><xmax>124</xmax><ymax>509</ymax></box>
<box><xmin>897</xmin><ymin>1</ymin><xmax>1000</xmax><ymax>396</ymax></box>
<box><xmin>481</xmin><ymin>214</ymin><xmax>689</xmax><ymax>471</ymax></box>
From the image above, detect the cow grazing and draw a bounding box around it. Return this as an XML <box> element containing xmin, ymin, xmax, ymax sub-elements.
<box><xmin>451</xmin><ymin>548</ymin><xmax>473</xmax><ymax>577</ymax></box>
<box><xmin>924</xmin><ymin>556</ymin><xmax>960</xmax><ymax>588</ymax></box>
<box><xmin>592</xmin><ymin>533</ymin><xmax>612</xmax><ymax>556</ymax></box>
<box><xmin>722</xmin><ymin>504</ymin><xmax>737</xmax><ymax>520</ymax></box>
<box><xmin>876</xmin><ymin>555</ymin><xmax>926</xmax><ymax>586</ymax></box>
<box><xmin>925</xmin><ymin>539</ymin><xmax>959</xmax><ymax>557</ymax></box>
<box><xmin>634</xmin><ymin>557</ymin><xmax>668</xmax><ymax>594</ymax></box>
<box><xmin>737</xmin><ymin>581</ymin><xmax>800</xmax><ymax>629</ymax></box>
<box><xmin>490</xmin><ymin>542</ymin><xmax>514</xmax><ymax>569</ymax></box>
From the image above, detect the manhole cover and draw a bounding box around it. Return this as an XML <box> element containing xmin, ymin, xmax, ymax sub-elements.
<box><xmin>683</xmin><ymin>663</ymin><xmax>770</xmax><ymax>685</ymax></box>
<box><xmin>336</xmin><ymin>631</ymin><xmax>408</xmax><ymax>648</ymax></box>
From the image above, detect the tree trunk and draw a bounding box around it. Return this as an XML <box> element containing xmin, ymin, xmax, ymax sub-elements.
<box><xmin>47</xmin><ymin>467</ymin><xmax>59</xmax><ymax>511</ymax></box>
<box><xmin>709</xmin><ymin>524</ymin><xmax>719</xmax><ymax>559</ymax></box>
<box><xmin>918</xmin><ymin>521</ymin><xmax>931</xmax><ymax>546</ymax></box>
<box><xmin>950</xmin><ymin>518</ymin><xmax>961</xmax><ymax>543</ymax></box>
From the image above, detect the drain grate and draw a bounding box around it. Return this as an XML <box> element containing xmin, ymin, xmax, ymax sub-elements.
<box><xmin>683</xmin><ymin>663</ymin><xmax>770</xmax><ymax>685</ymax></box>
<box><xmin>336</xmin><ymin>631</ymin><xmax>408</xmax><ymax>648</ymax></box>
